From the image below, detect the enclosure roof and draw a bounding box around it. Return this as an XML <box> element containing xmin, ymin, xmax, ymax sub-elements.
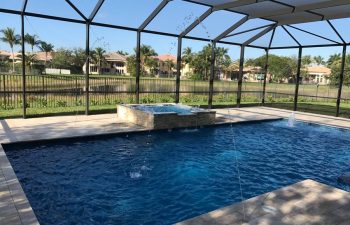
<box><xmin>1</xmin><ymin>0</ymin><xmax>350</xmax><ymax>49</ymax></box>
<box><xmin>191</xmin><ymin>0</ymin><xmax>350</xmax><ymax>24</ymax></box>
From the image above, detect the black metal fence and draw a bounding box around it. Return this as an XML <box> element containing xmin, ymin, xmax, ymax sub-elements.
<box><xmin>1</xmin><ymin>74</ymin><xmax>347</xmax><ymax>118</ymax></box>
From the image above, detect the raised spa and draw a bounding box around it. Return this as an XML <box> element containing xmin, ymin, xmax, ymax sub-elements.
<box><xmin>117</xmin><ymin>104</ymin><xmax>216</xmax><ymax>129</ymax></box>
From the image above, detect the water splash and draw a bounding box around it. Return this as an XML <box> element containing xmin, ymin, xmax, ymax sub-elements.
<box><xmin>287</xmin><ymin>112</ymin><xmax>296</xmax><ymax>127</ymax></box>
<box><xmin>180</xmin><ymin>128</ymin><xmax>199</xmax><ymax>133</ymax></box>
<box><xmin>130</xmin><ymin>172</ymin><xmax>142</xmax><ymax>179</ymax></box>
<box><xmin>141</xmin><ymin>165</ymin><xmax>152</xmax><ymax>171</ymax></box>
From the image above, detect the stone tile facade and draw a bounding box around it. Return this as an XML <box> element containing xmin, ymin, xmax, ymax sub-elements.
<box><xmin>117</xmin><ymin>104</ymin><xmax>216</xmax><ymax>130</ymax></box>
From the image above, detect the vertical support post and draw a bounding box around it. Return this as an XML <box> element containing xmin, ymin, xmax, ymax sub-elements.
<box><xmin>262</xmin><ymin>49</ymin><xmax>269</xmax><ymax>105</ymax></box>
<box><xmin>208</xmin><ymin>41</ymin><xmax>216</xmax><ymax>109</ymax></box>
<box><xmin>293</xmin><ymin>47</ymin><xmax>303</xmax><ymax>111</ymax></box>
<box><xmin>85</xmin><ymin>22</ymin><xmax>90</xmax><ymax>115</ymax></box>
<box><xmin>136</xmin><ymin>31</ymin><xmax>141</xmax><ymax>104</ymax></box>
<box><xmin>336</xmin><ymin>45</ymin><xmax>347</xmax><ymax>117</ymax></box>
<box><xmin>175</xmin><ymin>37</ymin><xmax>182</xmax><ymax>103</ymax></box>
<box><xmin>21</xmin><ymin>14</ymin><xmax>26</xmax><ymax>118</ymax></box>
<box><xmin>237</xmin><ymin>45</ymin><xmax>245</xmax><ymax>107</ymax></box>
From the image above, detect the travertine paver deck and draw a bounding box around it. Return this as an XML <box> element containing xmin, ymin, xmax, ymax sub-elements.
<box><xmin>175</xmin><ymin>179</ymin><xmax>350</xmax><ymax>225</ymax></box>
<box><xmin>0</xmin><ymin>107</ymin><xmax>349</xmax><ymax>224</ymax></box>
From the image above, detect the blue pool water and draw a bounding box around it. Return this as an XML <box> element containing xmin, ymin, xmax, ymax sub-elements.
<box><xmin>134</xmin><ymin>104</ymin><xmax>199</xmax><ymax>114</ymax></box>
<box><xmin>4</xmin><ymin>120</ymin><xmax>350</xmax><ymax>225</ymax></box>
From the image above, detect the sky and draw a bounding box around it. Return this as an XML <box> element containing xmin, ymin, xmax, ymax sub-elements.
<box><xmin>0</xmin><ymin>0</ymin><xmax>349</xmax><ymax>61</ymax></box>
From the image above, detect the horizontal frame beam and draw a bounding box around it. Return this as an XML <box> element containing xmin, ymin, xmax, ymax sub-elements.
<box><xmin>0</xmin><ymin>6</ymin><xmax>349</xmax><ymax>50</ymax></box>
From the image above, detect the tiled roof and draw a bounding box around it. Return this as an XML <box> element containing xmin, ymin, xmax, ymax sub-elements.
<box><xmin>105</xmin><ymin>52</ymin><xmax>127</xmax><ymax>62</ymax></box>
<box><xmin>307</xmin><ymin>66</ymin><xmax>331</xmax><ymax>75</ymax></box>
<box><xmin>156</xmin><ymin>54</ymin><xmax>176</xmax><ymax>62</ymax></box>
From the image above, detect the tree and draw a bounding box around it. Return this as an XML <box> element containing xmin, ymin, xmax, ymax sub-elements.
<box><xmin>215</xmin><ymin>47</ymin><xmax>231</xmax><ymax>79</ymax></box>
<box><xmin>18</xmin><ymin>53</ymin><xmax>38</xmax><ymax>72</ymax></box>
<box><xmin>164</xmin><ymin>59</ymin><xmax>175</xmax><ymax>77</ymax></box>
<box><xmin>126</xmin><ymin>55</ymin><xmax>136</xmax><ymax>76</ymax></box>
<box><xmin>38</xmin><ymin>41</ymin><xmax>54</xmax><ymax>66</ymax></box>
<box><xmin>140</xmin><ymin>45</ymin><xmax>158</xmax><ymax>76</ymax></box>
<box><xmin>51</xmin><ymin>48</ymin><xmax>73</xmax><ymax>70</ymax></box>
<box><xmin>302</xmin><ymin>55</ymin><xmax>312</xmax><ymax>66</ymax></box>
<box><xmin>0</xmin><ymin>27</ymin><xmax>20</xmax><ymax>73</ymax></box>
<box><xmin>327</xmin><ymin>53</ymin><xmax>341</xmax><ymax>67</ymax></box>
<box><xmin>117</xmin><ymin>50</ymin><xmax>128</xmax><ymax>56</ymax></box>
<box><xmin>24</xmin><ymin>34</ymin><xmax>41</xmax><ymax>53</ymax></box>
<box><xmin>248</xmin><ymin>54</ymin><xmax>299</xmax><ymax>83</ymax></box>
<box><xmin>329</xmin><ymin>55</ymin><xmax>350</xmax><ymax>85</ymax></box>
<box><xmin>71</xmin><ymin>48</ymin><xmax>86</xmax><ymax>74</ymax></box>
<box><xmin>91</xmin><ymin>47</ymin><xmax>106</xmax><ymax>75</ymax></box>
<box><xmin>126</xmin><ymin>45</ymin><xmax>158</xmax><ymax>77</ymax></box>
<box><xmin>182</xmin><ymin>47</ymin><xmax>194</xmax><ymax>72</ymax></box>
<box><xmin>147</xmin><ymin>57</ymin><xmax>158</xmax><ymax>76</ymax></box>
<box><xmin>313</xmin><ymin>56</ymin><xmax>325</xmax><ymax>65</ymax></box>
<box><xmin>25</xmin><ymin>54</ymin><xmax>37</xmax><ymax>72</ymax></box>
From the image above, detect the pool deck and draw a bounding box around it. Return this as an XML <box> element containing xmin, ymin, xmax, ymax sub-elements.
<box><xmin>175</xmin><ymin>179</ymin><xmax>350</xmax><ymax>225</ymax></box>
<box><xmin>0</xmin><ymin>106</ymin><xmax>350</xmax><ymax>225</ymax></box>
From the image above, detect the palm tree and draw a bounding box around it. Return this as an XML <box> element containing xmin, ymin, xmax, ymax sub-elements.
<box><xmin>302</xmin><ymin>55</ymin><xmax>312</xmax><ymax>66</ymax></box>
<box><xmin>327</xmin><ymin>54</ymin><xmax>341</xmax><ymax>67</ymax></box>
<box><xmin>0</xmin><ymin>27</ymin><xmax>20</xmax><ymax>73</ymax></box>
<box><xmin>25</xmin><ymin>54</ymin><xmax>37</xmax><ymax>72</ymax></box>
<box><xmin>38</xmin><ymin>41</ymin><xmax>54</xmax><ymax>66</ymax></box>
<box><xmin>24</xmin><ymin>34</ymin><xmax>41</xmax><ymax>53</ymax></box>
<box><xmin>200</xmin><ymin>44</ymin><xmax>213</xmax><ymax>80</ymax></box>
<box><xmin>182</xmin><ymin>47</ymin><xmax>194</xmax><ymax>72</ymax></box>
<box><xmin>215</xmin><ymin>47</ymin><xmax>231</xmax><ymax>79</ymax></box>
<box><xmin>313</xmin><ymin>56</ymin><xmax>325</xmax><ymax>65</ymax></box>
<box><xmin>18</xmin><ymin>53</ymin><xmax>38</xmax><ymax>72</ymax></box>
<box><xmin>140</xmin><ymin>45</ymin><xmax>157</xmax><ymax>76</ymax></box>
<box><xmin>91</xmin><ymin>47</ymin><xmax>106</xmax><ymax>75</ymax></box>
<box><xmin>164</xmin><ymin>59</ymin><xmax>175</xmax><ymax>77</ymax></box>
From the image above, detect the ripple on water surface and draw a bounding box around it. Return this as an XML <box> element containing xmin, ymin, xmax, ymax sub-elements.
<box><xmin>4</xmin><ymin>120</ymin><xmax>350</xmax><ymax>225</ymax></box>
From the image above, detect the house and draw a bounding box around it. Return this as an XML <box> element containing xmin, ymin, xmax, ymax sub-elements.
<box><xmin>305</xmin><ymin>65</ymin><xmax>331</xmax><ymax>85</ymax></box>
<box><xmin>7</xmin><ymin>52</ymin><xmax>21</xmax><ymax>63</ymax></box>
<box><xmin>83</xmin><ymin>52</ymin><xmax>128</xmax><ymax>75</ymax></box>
<box><xmin>243</xmin><ymin>66</ymin><xmax>267</xmax><ymax>82</ymax></box>
<box><xmin>0</xmin><ymin>50</ymin><xmax>11</xmax><ymax>61</ymax></box>
<box><xmin>155</xmin><ymin>54</ymin><xmax>177</xmax><ymax>77</ymax></box>
<box><xmin>35</xmin><ymin>51</ymin><xmax>53</xmax><ymax>65</ymax></box>
<box><xmin>220</xmin><ymin>65</ymin><xmax>270</xmax><ymax>82</ymax></box>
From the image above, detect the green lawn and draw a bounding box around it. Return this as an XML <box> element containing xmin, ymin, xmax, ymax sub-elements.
<box><xmin>1</xmin><ymin>73</ymin><xmax>350</xmax><ymax>119</ymax></box>
<box><xmin>2</xmin><ymin>101</ymin><xmax>349</xmax><ymax>119</ymax></box>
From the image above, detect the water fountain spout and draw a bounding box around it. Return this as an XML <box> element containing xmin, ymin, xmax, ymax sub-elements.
<box><xmin>287</xmin><ymin>112</ymin><xmax>296</xmax><ymax>127</ymax></box>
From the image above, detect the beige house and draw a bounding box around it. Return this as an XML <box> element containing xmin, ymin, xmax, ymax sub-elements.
<box><xmin>305</xmin><ymin>66</ymin><xmax>331</xmax><ymax>85</ymax></box>
<box><xmin>152</xmin><ymin>54</ymin><xmax>192</xmax><ymax>78</ymax></box>
<box><xmin>155</xmin><ymin>54</ymin><xmax>176</xmax><ymax>77</ymax></box>
<box><xmin>220</xmin><ymin>65</ymin><xmax>270</xmax><ymax>82</ymax></box>
<box><xmin>242</xmin><ymin>66</ymin><xmax>267</xmax><ymax>82</ymax></box>
<box><xmin>0</xmin><ymin>50</ymin><xmax>12</xmax><ymax>61</ymax></box>
<box><xmin>2</xmin><ymin>51</ymin><xmax>53</xmax><ymax>65</ymax></box>
<box><xmin>35</xmin><ymin>51</ymin><xmax>53</xmax><ymax>64</ymax></box>
<box><xmin>83</xmin><ymin>52</ymin><xmax>128</xmax><ymax>75</ymax></box>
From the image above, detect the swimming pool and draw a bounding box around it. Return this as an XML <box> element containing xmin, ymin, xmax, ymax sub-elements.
<box><xmin>4</xmin><ymin>120</ymin><xmax>350</xmax><ymax>225</ymax></box>
<box><xmin>133</xmin><ymin>104</ymin><xmax>199</xmax><ymax>115</ymax></box>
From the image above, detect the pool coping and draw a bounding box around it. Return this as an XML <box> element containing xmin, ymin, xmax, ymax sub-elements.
<box><xmin>1</xmin><ymin>118</ymin><xmax>282</xmax><ymax>146</ymax></box>
<box><xmin>1</xmin><ymin>106</ymin><xmax>350</xmax><ymax>225</ymax></box>
<box><xmin>0</xmin><ymin>143</ymin><xmax>39</xmax><ymax>225</ymax></box>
